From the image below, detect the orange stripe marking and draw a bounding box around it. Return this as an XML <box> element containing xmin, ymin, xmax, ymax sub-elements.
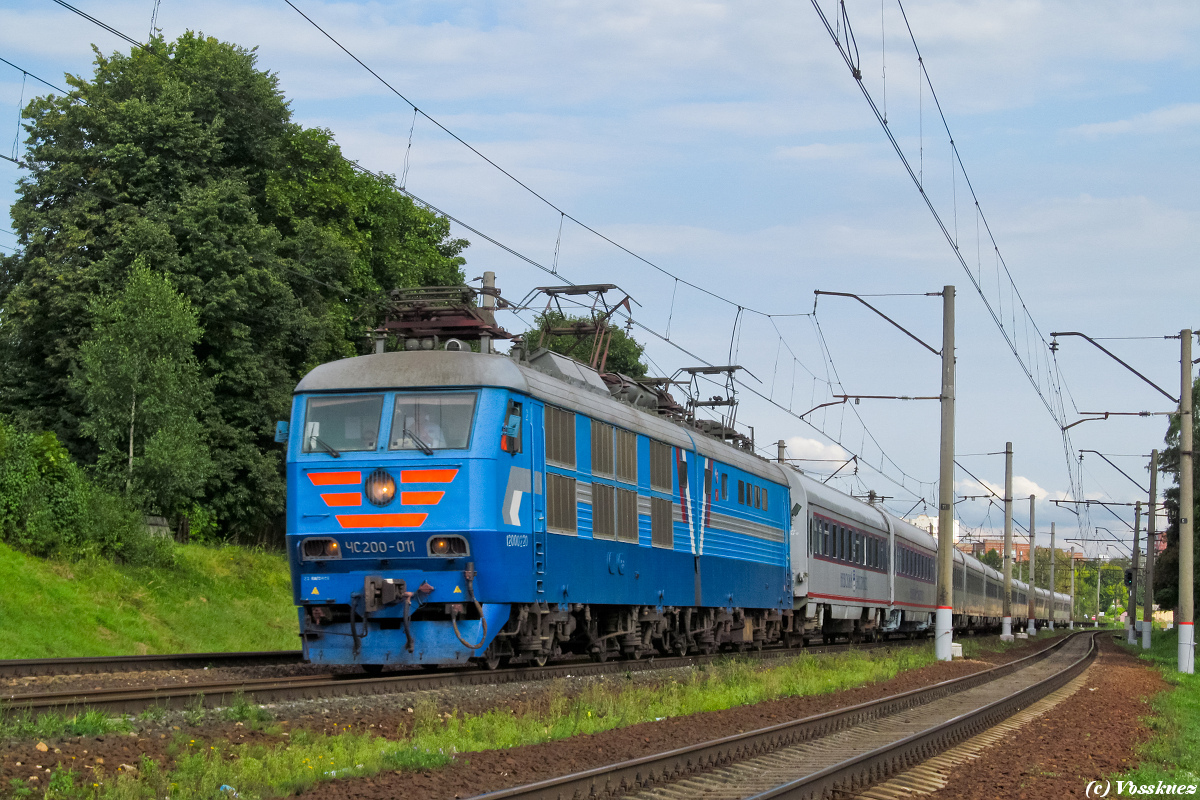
<box><xmin>321</xmin><ymin>492</ymin><xmax>362</xmax><ymax>507</ymax></box>
<box><xmin>401</xmin><ymin>469</ymin><xmax>459</xmax><ymax>484</ymax></box>
<box><xmin>337</xmin><ymin>513</ymin><xmax>428</xmax><ymax>529</ymax></box>
<box><xmin>401</xmin><ymin>491</ymin><xmax>444</xmax><ymax>505</ymax></box>
<box><xmin>308</xmin><ymin>472</ymin><xmax>362</xmax><ymax>486</ymax></box>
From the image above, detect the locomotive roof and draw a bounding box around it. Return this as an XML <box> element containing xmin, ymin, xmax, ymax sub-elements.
<box><xmin>295</xmin><ymin>350</ymin><xmax>780</xmax><ymax>480</ymax></box>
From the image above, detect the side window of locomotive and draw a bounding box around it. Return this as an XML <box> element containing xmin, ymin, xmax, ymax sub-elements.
<box><xmin>615</xmin><ymin>428</ymin><xmax>637</xmax><ymax>483</ymax></box>
<box><xmin>592</xmin><ymin>420</ymin><xmax>615</xmax><ymax>476</ymax></box>
<box><xmin>754</xmin><ymin>485</ymin><xmax>761</xmax><ymax>509</ymax></box>
<box><xmin>303</xmin><ymin>394</ymin><xmax>383</xmax><ymax>454</ymax></box>
<box><xmin>390</xmin><ymin>392</ymin><xmax>477</xmax><ymax>451</ymax></box>
<box><xmin>763</xmin><ymin>487</ymin><xmax>768</xmax><ymax>512</ymax></box>
<box><xmin>649</xmin><ymin>440</ymin><xmax>672</xmax><ymax>492</ymax></box>
<box><xmin>502</xmin><ymin>399</ymin><xmax>523</xmax><ymax>453</ymax></box>
<box><xmin>721</xmin><ymin>473</ymin><xmax>728</xmax><ymax>501</ymax></box>
<box><xmin>738</xmin><ymin>480</ymin><xmax>745</xmax><ymax>504</ymax></box>
<box><xmin>545</xmin><ymin>406</ymin><xmax>576</xmax><ymax>467</ymax></box>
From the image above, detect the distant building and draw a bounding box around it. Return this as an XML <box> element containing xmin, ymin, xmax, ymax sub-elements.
<box><xmin>907</xmin><ymin>513</ymin><xmax>961</xmax><ymax>542</ymax></box>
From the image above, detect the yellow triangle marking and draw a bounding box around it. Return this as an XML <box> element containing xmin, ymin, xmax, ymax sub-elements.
<box><xmin>453</xmin><ymin>586</ymin><xmax>462</xmax><ymax>594</ymax></box>
<box><xmin>311</xmin><ymin>587</ymin><xmax>320</xmax><ymax>595</ymax></box>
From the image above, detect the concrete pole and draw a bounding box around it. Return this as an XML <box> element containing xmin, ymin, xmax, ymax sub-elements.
<box><xmin>935</xmin><ymin>286</ymin><xmax>956</xmax><ymax>661</ymax></box>
<box><xmin>1144</xmin><ymin>449</ymin><xmax>1158</xmax><ymax>649</ymax></box>
<box><xmin>1129</xmin><ymin>502</ymin><xmax>1142</xmax><ymax>645</ymax></box>
<box><xmin>1095</xmin><ymin>560</ymin><xmax>1101</xmax><ymax>627</ymax></box>
<box><xmin>777</xmin><ymin>440</ymin><xmax>786</xmax><ymax>464</ymax></box>
<box><xmin>1070</xmin><ymin>547</ymin><xmax>1076</xmax><ymax>629</ymax></box>
<box><xmin>1049</xmin><ymin>522</ymin><xmax>1056</xmax><ymax>630</ymax></box>
<box><xmin>1180</xmin><ymin>329</ymin><xmax>1194</xmax><ymax>673</ymax></box>
<box><xmin>480</xmin><ymin>271</ymin><xmax>496</xmax><ymax>354</ymax></box>
<box><xmin>1001</xmin><ymin>442</ymin><xmax>1014</xmax><ymax>640</ymax></box>
<box><xmin>1027</xmin><ymin>496</ymin><xmax>1037</xmax><ymax>636</ymax></box>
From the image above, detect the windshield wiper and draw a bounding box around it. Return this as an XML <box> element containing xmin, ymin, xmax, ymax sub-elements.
<box><xmin>404</xmin><ymin>428</ymin><xmax>435</xmax><ymax>456</ymax></box>
<box><xmin>312</xmin><ymin>436</ymin><xmax>341</xmax><ymax>458</ymax></box>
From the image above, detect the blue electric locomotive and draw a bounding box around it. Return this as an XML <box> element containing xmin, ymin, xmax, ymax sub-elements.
<box><xmin>283</xmin><ymin>291</ymin><xmax>1073</xmax><ymax>669</ymax></box>
<box><xmin>285</xmin><ymin>342</ymin><xmax>793</xmax><ymax>668</ymax></box>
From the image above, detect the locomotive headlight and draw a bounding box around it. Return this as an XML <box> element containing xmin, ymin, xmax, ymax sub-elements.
<box><xmin>364</xmin><ymin>468</ymin><xmax>396</xmax><ymax>507</ymax></box>
<box><xmin>427</xmin><ymin>536</ymin><xmax>468</xmax><ymax>557</ymax></box>
<box><xmin>301</xmin><ymin>537</ymin><xmax>341</xmax><ymax>560</ymax></box>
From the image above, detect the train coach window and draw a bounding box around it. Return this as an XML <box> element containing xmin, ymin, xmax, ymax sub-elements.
<box><xmin>720</xmin><ymin>473</ymin><xmax>728</xmax><ymax>501</ymax></box>
<box><xmin>545</xmin><ymin>406</ymin><xmax>576</xmax><ymax>467</ymax></box>
<box><xmin>303</xmin><ymin>394</ymin><xmax>384</xmax><ymax>454</ymax></box>
<box><xmin>390</xmin><ymin>392</ymin><xmax>477</xmax><ymax>451</ymax></box>
<box><xmin>763</xmin><ymin>488</ymin><xmax>768</xmax><ymax>512</ymax></box>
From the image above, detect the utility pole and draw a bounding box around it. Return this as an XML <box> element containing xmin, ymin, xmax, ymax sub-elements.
<box><xmin>1180</xmin><ymin>329</ymin><xmax>1194</xmax><ymax>674</ymax></box>
<box><xmin>1070</xmin><ymin>547</ymin><xmax>1076</xmax><ymax>629</ymax></box>
<box><xmin>1027</xmin><ymin>496</ymin><xmax>1037</xmax><ymax>636</ymax></box>
<box><xmin>479</xmin><ymin>271</ymin><xmax>497</xmax><ymax>355</ymax></box>
<box><xmin>1129</xmin><ymin>502</ymin><xmax>1142</xmax><ymax>645</ymax></box>
<box><xmin>1002</xmin><ymin>442</ymin><xmax>1014</xmax><ymax>641</ymax></box>
<box><xmin>935</xmin><ymin>286</ymin><xmax>956</xmax><ymax>661</ymax></box>
<box><xmin>1049</xmin><ymin>522</ymin><xmax>1057</xmax><ymax>630</ymax></box>
<box><xmin>1144</xmin><ymin>449</ymin><xmax>1158</xmax><ymax>650</ymax></box>
<box><xmin>777</xmin><ymin>440</ymin><xmax>786</xmax><ymax>464</ymax></box>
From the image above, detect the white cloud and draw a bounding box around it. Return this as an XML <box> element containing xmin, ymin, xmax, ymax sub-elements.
<box><xmin>1070</xmin><ymin>103</ymin><xmax>1200</xmax><ymax>138</ymax></box>
<box><xmin>785</xmin><ymin>436</ymin><xmax>848</xmax><ymax>463</ymax></box>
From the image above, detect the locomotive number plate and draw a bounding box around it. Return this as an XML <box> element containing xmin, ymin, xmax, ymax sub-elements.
<box><xmin>343</xmin><ymin>539</ymin><xmax>418</xmax><ymax>555</ymax></box>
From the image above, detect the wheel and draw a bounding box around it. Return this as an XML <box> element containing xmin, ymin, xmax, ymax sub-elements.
<box><xmin>532</xmin><ymin>653</ymin><xmax>549</xmax><ymax>668</ymax></box>
<box><xmin>480</xmin><ymin>646</ymin><xmax>504</xmax><ymax>671</ymax></box>
<box><xmin>590</xmin><ymin>644</ymin><xmax>610</xmax><ymax>662</ymax></box>
<box><xmin>672</xmin><ymin>637</ymin><xmax>690</xmax><ymax>657</ymax></box>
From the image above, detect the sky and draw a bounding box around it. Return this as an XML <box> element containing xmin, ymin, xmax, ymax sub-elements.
<box><xmin>1</xmin><ymin>0</ymin><xmax>1198</xmax><ymax>559</ymax></box>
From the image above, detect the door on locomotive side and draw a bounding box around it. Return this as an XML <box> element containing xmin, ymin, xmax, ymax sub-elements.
<box><xmin>494</xmin><ymin>392</ymin><xmax>541</xmax><ymax>604</ymax></box>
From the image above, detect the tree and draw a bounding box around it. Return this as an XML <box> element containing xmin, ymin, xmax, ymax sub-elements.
<box><xmin>0</xmin><ymin>33</ymin><xmax>466</xmax><ymax>540</ymax></box>
<box><xmin>526</xmin><ymin>311</ymin><xmax>649</xmax><ymax>378</ymax></box>
<box><xmin>980</xmin><ymin>548</ymin><xmax>1001</xmax><ymax>569</ymax></box>
<box><xmin>75</xmin><ymin>261</ymin><xmax>211</xmax><ymax>518</ymax></box>
<box><xmin>1154</xmin><ymin>375</ymin><xmax>1200</xmax><ymax>617</ymax></box>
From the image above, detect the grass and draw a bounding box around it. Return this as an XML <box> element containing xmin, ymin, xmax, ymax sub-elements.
<box><xmin>1113</xmin><ymin>628</ymin><xmax>1200</xmax><ymax>787</ymax></box>
<box><xmin>47</xmin><ymin>644</ymin><xmax>938</xmax><ymax>799</ymax></box>
<box><xmin>0</xmin><ymin>541</ymin><xmax>297</xmax><ymax>658</ymax></box>
<box><xmin>0</xmin><ymin>708</ymin><xmax>130</xmax><ymax>741</ymax></box>
<box><xmin>957</xmin><ymin>627</ymin><xmax>1066</xmax><ymax>660</ymax></box>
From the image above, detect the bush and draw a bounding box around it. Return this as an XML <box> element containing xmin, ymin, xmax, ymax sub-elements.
<box><xmin>0</xmin><ymin>418</ymin><xmax>174</xmax><ymax>567</ymax></box>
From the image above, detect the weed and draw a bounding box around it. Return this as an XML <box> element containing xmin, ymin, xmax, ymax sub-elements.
<box><xmin>182</xmin><ymin>694</ymin><xmax>206</xmax><ymax>727</ymax></box>
<box><xmin>222</xmin><ymin>692</ymin><xmax>273</xmax><ymax>727</ymax></box>
<box><xmin>137</xmin><ymin>704</ymin><xmax>167</xmax><ymax>724</ymax></box>
<box><xmin>0</xmin><ymin>706</ymin><xmax>130</xmax><ymax>741</ymax></box>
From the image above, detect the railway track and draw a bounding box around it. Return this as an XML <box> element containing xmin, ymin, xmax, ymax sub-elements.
<box><xmin>465</xmin><ymin>629</ymin><xmax>1097</xmax><ymax>800</ymax></box>
<box><xmin>3</xmin><ymin>638</ymin><xmax>927</xmax><ymax>715</ymax></box>
<box><xmin>0</xmin><ymin>650</ymin><xmax>304</xmax><ymax>679</ymax></box>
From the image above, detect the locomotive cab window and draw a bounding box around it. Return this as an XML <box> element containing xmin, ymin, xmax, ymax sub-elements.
<box><xmin>390</xmin><ymin>392</ymin><xmax>477</xmax><ymax>451</ymax></box>
<box><xmin>303</xmin><ymin>394</ymin><xmax>384</xmax><ymax>454</ymax></box>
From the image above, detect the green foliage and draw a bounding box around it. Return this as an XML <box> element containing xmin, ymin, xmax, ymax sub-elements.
<box><xmin>0</xmin><ymin>707</ymin><xmax>131</xmax><ymax>740</ymax></box>
<box><xmin>1154</xmin><ymin>376</ymin><xmax>1200</xmax><ymax>616</ymax></box>
<box><xmin>0</xmin><ymin>32</ymin><xmax>467</xmax><ymax>541</ymax></box>
<box><xmin>0</xmin><ymin>417</ymin><xmax>173</xmax><ymax>565</ymax></box>
<box><xmin>980</xmin><ymin>548</ymin><xmax>1001</xmax><ymax>569</ymax></box>
<box><xmin>1116</xmin><ymin>630</ymin><xmax>1200</xmax><ymax>787</ymax></box>
<box><xmin>527</xmin><ymin>310</ymin><xmax>649</xmax><ymax>378</ymax></box>
<box><xmin>74</xmin><ymin>261</ymin><xmax>211</xmax><ymax>517</ymax></box>
<box><xmin>0</xmin><ymin>540</ymin><xmax>295</xmax><ymax>658</ymax></box>
<box><xmin>223</xmin><ymin>692</ymin><xmax>273</xmax><ymax>728</ymax></box>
